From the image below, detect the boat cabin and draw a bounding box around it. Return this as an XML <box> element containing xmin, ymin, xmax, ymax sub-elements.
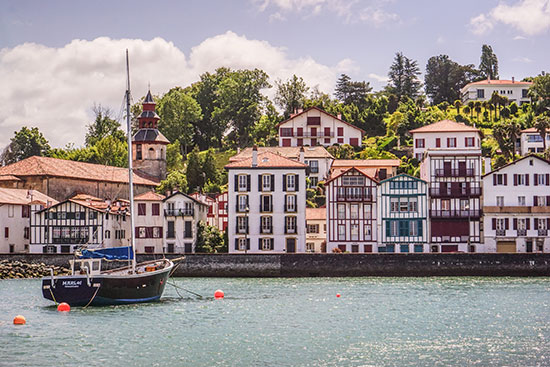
<box><xmin>69</xmin><ymin>259</ymin><xmax>102</xmax><ymax>276</ymax></box>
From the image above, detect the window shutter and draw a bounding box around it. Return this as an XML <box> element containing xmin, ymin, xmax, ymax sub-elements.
<box><xmin>546</xmin><ymin>174</ymin><xmax>550</xmax><ymax>186</ymax></box>
<box><xmin>547</xmin><ymin>218</ymin><xmax>550</xmax><ymax>229</ymax></box>
<box><xmin>435</xmin><ymin>138</ymin><xmax>440</xmax><ymax>148</ymax></box>
<box><xmin>534</xmin><ymin>174</ymin><xmax>538</xmax><ymax>186</ymax></box>
<box><xmin>283</xmin><ymin>174</ymin><xmax>287</xmax><ymax>191</ymax></box>
<box><xmin>245</xmin><ymin>217</ymin><xmax>249</xmax><ymax>234</ymax></box>
<box><xmin>534</xmin><ymin>196</ymin><xmax>538</xmax><ymax>206</ymax></box>
<box><xmin>386</xmin><ymin>221</ymin><xmax>390</xmax><ymax>237</ymax></box>
<box><xmin>234</xmin><ymin>175</ymin><xmax>238</xmax><ymax>191</ymax></box>
<box><xmin>513</xmin><ymin>174</ymin><xmax>517</xmax><ymax>186</ymax></box>
<box><xmin>295</xmin><ymin>175</ymin><xmax>300</xmax><ymax>192</ymax></box>
<box><xmin>271</xmin><ymin>175</ymin><xmax>275</xmax><ymax>192</ymax></box>
<box><xmin>526</xmin><ymin>174</ymin><xmax>529</xmax><ymax>186</ymax></box>
<box><xmin>505</xmin><ymin>218</ymin><xmax>509</xmax><ymax>230</ymax></box>
<box><xmin>236</xmin><ymin>201</ymin><xmax>239</xmax><ymax>212</ymax></box>
<box><xmin>258</xmin><ymin>238</ymin><xmax>262</xmax><ymax>250</ymax></box>
<box><xmin>547</xmin><ymin>196</ymin><xmax>550</xmax><ymax>206</ymax></box>
<box><xmin>526</xmin><ymin>218</ymin><xmax>530</xmax><ymax>230</ymax></box>
<box><xmin>534</xmin><ymin>218</ymin><xmax>539</xmax><ymax>230</ymax></box>
<box><xmin>493</xmin><ymin>175</ymin><xmax>497</xmax><ymax>186</ymax></box>
<box><xmin>284</xmin><ymin>195</ymin><xmax>288</xmax><ymax>212</ymax></box>
<box><xmin>513</xmin><ymin>218</ymin><xmax>517</xmax><ymax>230</ymax></box>
<box><xmin>418</xmin><ymin>220</ymin><xmax>423</xmax><ymax>236</ymax></box>
<box><xmin>234</xmin><ymin>238</ymin><xmax>239</xmax><ymax>250</ymax></box>
<box><xmin>246</xmin><ymin>238</ymin><xmax>250</xmax><ymax>250</ymax></box>
<box><xmin>492</xmin><ymin>218</ymin><xmax>496</xmax><ymax>230</ymax></box>
<box><xmin>246</xmin><ymin>195</ymin><xmax>249</xmax><ymax>209</ymax></box>
<box><xmin>415</xmin><ymin>139</ymin><xmax>419</xmax><ymax>148</ymax></box>
<box><xmin>504</xmin><ymin>174</ymin><xmax>507</xmax><ymax>186</ymax></box>
<box><xmin>135</xmin><ymin>227</ymin><xmax>140</xmax><ymax>238</ymax></box>
<box><xmin>258</xmin><ymin>175</ymin><xmax>262</xmax><ymax>192</ymax></box>
<box><xmin>246</xmin><ymin>175</ymin><xmax>251</xmax><ymax>191</ymax></box>
<box><xmin>270</xmin><ymin>238</ymin><xmax>274</xmax><ymax>250</ymax></box>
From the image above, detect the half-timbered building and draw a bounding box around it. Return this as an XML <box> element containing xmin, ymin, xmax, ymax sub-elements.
<box><xmin>377</xmin><ymin>174</ymin><xmax>428</xmax><ymax>253</ymax></box>
<box><xmin>325</xmin><ymin>167</ymin><xmax>377</xmax><ymax>253</ymax></box>
<box><xmin>483</xmin><ymin>155</ymin><xmax>550</xmax><ymax>253</ymax></box>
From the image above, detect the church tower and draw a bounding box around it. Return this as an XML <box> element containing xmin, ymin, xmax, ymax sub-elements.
<box><xmin>132</xmin><ymin>90</ymin><xmax>169</xmax><ymax>181</ymax></box>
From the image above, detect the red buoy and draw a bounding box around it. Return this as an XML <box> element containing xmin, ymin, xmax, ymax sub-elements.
<box><xmin>214</xmin><ymin>289</ymin><xmax>224</xmax><ymax>299</ymax></box>
<box><xmin>57</xmin><ymin>302</ymin><xmax>71</xmax><ymax>312</ymax></box>
<box><xmin>336</xmin><ymin>293</ymin><xmax>341</xmax><ymax>298</ymax></box>
<box><xmin>13</xmin><ymin>315</ymin><xmax>26</xmax><ymax>325</ymax></box>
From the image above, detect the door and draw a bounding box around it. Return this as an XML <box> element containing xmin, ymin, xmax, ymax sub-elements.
<box><xmin>458</xmin><ymin>161</ymin><xmax>466</xmax><ymax>176</ymax></box>
<box><xmin>286</xmin><ymin>238</ymin><xmax>296</xmax><ymax>253</ymax></box>
<box><xmin>497</xmin><ymin>241</ymin><xmax>516</xmax><ymax>253</ymax></box>
<box><xmin>184</xmin><ymin>243</ymin><xmax>193</xmax><ymax>253</ymax></box>
<box><xmin>310</xmin><ymin>127</ymin><xmax>317</xmax><ymax>137</ymax></box>
<box><xmin>324</xmin><ymin>127</ymin><xmax>331</xmax><ymax>137</ymax></box>
<box><xmin>444</xmin><ymin>162</ymin><xmax>451</xmax><ymax>176</ymax></box>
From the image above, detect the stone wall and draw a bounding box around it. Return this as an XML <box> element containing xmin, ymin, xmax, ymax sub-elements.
<box><xmin>2</xmin><ymin>253</ymin><xmax>550</xmax><ymax>277</ymax></box>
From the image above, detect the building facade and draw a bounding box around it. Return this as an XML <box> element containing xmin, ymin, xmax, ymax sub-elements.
<box><xmin>519</xmin><ymin>127</ymin><xmax>550</xmax><ymax>156</ymax></box>
<box><xmin>483</xmin><ymin>155</ymin><xmax>550</xmax><ymax>253</ymax></box>
<box><xmin>377</xmin><ymin>174</ymin><xmax>428</xmax><ymax>253</ymax></box>
<box><xmin>330</xmin><ymin>159</ymin><xmax>401</xmax><ymax>181</ymax></box>
<box><xmin>277</xmin><ymin>107</ymin><xmax>364</xmax><ymax>147</ymax></box>
<box><xmin>163</xmin><ymin>192</ymin><xmax>208</xmax><ymax>253</ymax></box>
<box><xmin>226</xmin><ymin>149</ymin><xmax>307</xmax><ymax>253</ymax></box>
<box><xmin>325</xmin><ymin>167</ymin><xmax>378</xmax><ymax>253</ymax></box>
<box><xmin>306</xmin><ymin>208</ymin><xmax>326</xmax><ymax>253</ymax></box>
<box><xmin>134</xmin><ymin>191</ymin><xmax>165</xmax><ymax>253</ymax></box>
<box><xmin>460</xmin><ymin>79</ymin><xmax>532</xmax><ymax>105</ymax></box>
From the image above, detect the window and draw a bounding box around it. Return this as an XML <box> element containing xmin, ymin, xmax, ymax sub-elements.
<box><xmin>390</xmin><ymin>198</ymin><xmax>399</xmax><ymax>213</ymax></box>
<box><xmin>494</xmin><ymin>174</ymin><xmax>507</xmax><ymax>186</ymax></box>
<box><xmin>534</xmin><ymin>174</ymin><xmax>547</xmax><ymax>186</ymax></box>
<box><xmin>167</xmin><ymin>221</ymin><xmax>175</xmax><ymax>238</ymax></box>
<box><xmin>465</xmin><ymin>137</ymin><xmax>475</xmax><ymax>147</ymax></box>
<box><xmin>338</xmin><ymin>224</ymin><xmax>346</xmax><ymax>240</ymax></box>
<box><xmin>136</xmin><ymin>144</ymin><xmax>142</xmax><ymax>160</ymax></box>
<box><xmin>238</xmin><ymin>175</ymin><xmax>248</xmax><ymax>192</ymax></box>
<box><xmin>535</xmin><ymin>196</ymin><xmax>546</xmax><ymax>206</ymax></box>
<box><xmin>522</xmin><ymin>89</ymin><xmax>529</xmax><ymax>98</ymax></box>
<box><xmin>153</xmin><ymin>227</ymin><xmax>161</xmax><ymax>238</ymax></box>
<box><xmin>286</xmin><ymin>175</ymin><xmax>296</xmax><ymax>191</ymax></box>
<box><xmin>138</xmin><ymin>227</ymin><xmax>146</xmax><ymax>238</ymax></box>
<box><xmin>238</xmin><ymin>238</ymin><xmax>248</xmax><ymax>250</ymax></box>
<box><xmin>517</xmin><ymin>218</ymin><xmax>527</xmax><ymax>230</ymax></box>
<box><xmin>23</xmin><ymin>227</ymin><xmax>29</xmax><ymax>240</ymax></box>
<box><xmin>518</xmin><ymin>196</ymin><xmax>526</xmax><ymax>206</ymax></box>
<box><xmin>415</xmin><ymin>139</ymin><xmax>425</xmax><ymax>148</ymax></box>
<box><xmin>363</xmin><ymin>204</ymin><xmax>371</xmax><ymax>219</ymax></box>
<box><xmin>364</xmin><ymin>225</ymin><xmax>371</xmax><ymax>239</ymax></box>
<box><xmin>306</xmin><ymin>243</ymin><xmax>315</xmax><ymax>253</ymax></box>
<box><xmin>261</xmin><ymin>238</ymin><xmax>273</xmax><ymax>251</ymax></box>
<box><xmin>496</xmin><ymin>218</ymin><xmax>506</xmax><ymax>230</ymax></box>
<box><xmin>237</xmin><ymin>195</ymin><xmax>248</xmax><ymax>212</ymax></box>
<box><xmin>441</xmin><ymin>200</ymin><xmax>450</xmax><ymax>210</ymax></box>
<box><xmin>496</xmin><ymin>196</ymin><xmax>504</xmax><ymax>206</ymax></box>
<box><xmin>285</xmin><ymin>195</ymin><xmax>296</xmax><ymax>212</ymax></box>
<box><xmin>389</xmin><ymin>221</ymin><xmax>398</xmax><ymax>236</ymax></box>
<box><xmin>115</xmin><ymin>230</ymin><xmax>126</xmax><ymax>239</ymax></box>
<box><xmin>447</xmin><ymin>138</ymin><xmax>456</xmax><ymax>148</ymax></box>
<box><xmin>343</xmin><ymin>176</ymin><xmax>365</xmax><ymax>186</ymax></box>
<box><xmin>309</xmin><ymin>160</ymin><xmax>319</xmax><ymax>173</ymax></box>
<box><xmin>285</xmin><ymin>216</ymin><xmax>297</xmax><ymax>234</ymax></box>
<box><xmin>350</xmin><ymin>204</ymin><xmax>359</xmax><ymax>219</ymax></box>
<box><xmin>7</xmin><ymin>205</ymin><xmax>14</xmax><ymax>217</ymax></box>
<box><xmin>22</xmin><ymin>205</ymin><xmax>30</xmax><ymax>218</ymax></box>
<box><xmin>528</xmin><ymin>134</ymin><xmax>543</xmax><ymax>143</ymax></box>
<box><xmin>260</xmin><ymin>195</ymin><xmax>273</xmax><ymax>212</ymax></box>
<box><xmin>152</xmin><ymin>203</ymin><xmax>160</xmax><ymax>216</ymax></box>
<box><xmin>337</xmin><ymin>127</ymin><xmax>344</xmax><ymax>136</ymax></box>
<box><xmin>477</xmin><ymin>89</ymin><xmax>484</xmax><ymax>98</ymax></box>
<box><xmin>237</xmin><ymin>216</ymin><xmax>248</xmax><ymax>234</ymax></box>
<box><xmin>261</xmin><ymin>216</ymin><xmax>272</xmax><ymax>234</ymax></box>
<box><xmin>537</xmin><ymin>218</ymin><xmax>547</xmax><ymax>230</ymax></box>
<box><xmin>309</xmin><ymin>177</ymin><xmax>318</xmax><ymax>188</ymax></box>
<box><xmin>138</xmin><ymin>203</ymin><xmax>146</xmax><ymax>216</ymax></box>
<box><xmin>105</xmin><ymin>230</ymin><xmax>111</xmax><ymax>239</ymax></box>
<box><xmin>307</xmin><ymin>224</ymin><xmax>319</xmax><ymax>233</ymax></box>
<box><xmin>435</xmin><ymin>138</ymin><xmax>441</xmax><ymax>148</ymax></box>
<box><xmin>350</xmin><ymin>224</ymin><xmax>359</xmax><ymax>241</ymax></box>
<box><xmin>409</xmin><ymin>220</ymin><xmax>419</xmax><ymax>236</ymax></box>
<box><xmin>515</xmin><ymin>174</ymin><xmax>527</xmax><ymax>186</ymax></box>
<box><xmin>280</xmin><ymin>127</ymin><xmax>293</xmax><ymax>137</ymax></box>
<box><xmin>262</xmin><ymin>174</ymin><xmax>272</xmax><ymax>191</ymax></box>
<box><xmin>337</xmin><ymin>204</ymin><xmax>346</xmax><ymax>219</ymax></box>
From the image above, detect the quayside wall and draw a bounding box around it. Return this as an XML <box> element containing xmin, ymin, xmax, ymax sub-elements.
<box><xmin>1</xmin><ymin>253</ymin><xmax>550</xmax><ymax>277</ymax></box>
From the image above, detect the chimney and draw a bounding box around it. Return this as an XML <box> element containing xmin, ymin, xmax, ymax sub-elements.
<box><xmin>484</xmin><ymin>157</ymin><xmax>492</xmax><ymax>175</ymax></box>
<box><xmin>297</xmin><ymin>108</ymin><xmax>303</xmax><ymax>114</ymax></box>
<box><xmin>337</xmin><ymin>113</ymin><xmax>342</xmax><ymax>120</ymax></box>
<box><xmin>299</xmin><ymin>146</ymin><xmax>305</xmax><ymax>163</ymax></box>
<box><xmin>512</xmin><ymin>76</ymin><xmax>515</xmax><ymax>83</ymax></box>
<box><xmin>252</xmin><ymin>145</ymin><xmax>258</xmax><ymax>167</ymax></box>
<box><xmin>237</xmin><ymin>147</ymin><xmax>240</xmax><ymax>154</ymax></box>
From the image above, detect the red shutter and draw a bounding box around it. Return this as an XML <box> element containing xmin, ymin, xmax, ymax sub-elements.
<box><xmin>4</xmin><ymin>227</ymin><xmax>8</xmax><ymax>238</ymax></box>
<box><xmin>435</xmin><ymin>138</ymin><xmax>440</xmax><ymax>147</ymax></box>
<box><xmin>504</xmin><ymin>174</ymin><xmax>507</xmax><ymax>186</ymax></box>
<box><xmin>526</xmin><ymin>174</ymin><xmax>529</xmax><ymax>186</ymax></box>
<box><xmin>534</xmin><ymin>174</ymin><xmax>538</xmax><ymax>186</ymax></box>
<box><xmin>513</xmin><ymin>218</ymin><xmax>517</xmax><ymax>230</ymax></box>
<box><xmin>513</xmin><ymin>174</ymin><xmax>518</xmax><ymax>186</ymax></box>
<box><xmin>505</xmin><ymin>218</ymin><xmax>509</xmax><ymax>230</ymax></box>
<box><xmin>547</xmin><ymin>218</ymin><xmax>550</xmax><ymax>229</ymax></box>
<box><xmin>492</xmin><ymin>218</ymin><xmax>496</xmax><ymax>230</ymax></box>
<box><xmin>526</xmin><ymin>218</ymin><xmax>530</xmax><ymax>230</ymax></box>
<box><xmin>546</xmin><ymin>174</ymin><xmax>550</xmax><ymax>186</ymax></box>
<box><xmin>337</xmin><ymin>127</ymin><xmax>344</xmax><ymax>136</ymax></box>
<box><xmin>493</xmin><ymin>175</ymin><xmax>497</xmax><ymax>186</ymax></box>
<box><xmin>534</xmin><ymin>196</ymin><xmax>538</xmax><ymax>206</ymax></box>
<box><xmin>464</xmin><ymin>137</ymin><xmax>468</xmax><ymax>146</ymax></box>
<box><xmin>546</xmin><ymin>196</ymin><xmax>550</xmax><ymax>206</ymax></box>
<box><xmin>534</xmin><ymin>219</ymin><xmax>539</xmax><ymax>230</ymax></box>
<box><xmin>135</xmin><ymin>227</ymin><xmax>140</xmax><ymax>238</ymax></box>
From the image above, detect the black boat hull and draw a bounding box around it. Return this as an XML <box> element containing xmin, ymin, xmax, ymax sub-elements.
<box><xmin>42</xmin><ymin>266</ymin><xmax>172</xmax><ymax>307</ymax></box>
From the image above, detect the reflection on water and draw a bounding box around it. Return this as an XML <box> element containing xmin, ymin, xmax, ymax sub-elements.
<box><xmin>1</xmin><ymin>277</ymin><xmax>550</xmax><ymax>366</ymax></box>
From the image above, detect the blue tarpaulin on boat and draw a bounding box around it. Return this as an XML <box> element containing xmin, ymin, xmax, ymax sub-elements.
<box><xmin>78</xmin><ymin>247</ymin><xmax>134</xmax><ymax>260</ymax></box>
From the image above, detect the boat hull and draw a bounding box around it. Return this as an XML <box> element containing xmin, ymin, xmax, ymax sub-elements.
<box><xmin>42</xmin><ymin>263</ymin><xmax>173</xmax><ymax>307</ymax></box>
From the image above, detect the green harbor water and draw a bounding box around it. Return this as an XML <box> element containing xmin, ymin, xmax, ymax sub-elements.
<box><xmin>1</xmin><ymin>277</ymin><xmax>550</xmax><ymax>366</ymax></box>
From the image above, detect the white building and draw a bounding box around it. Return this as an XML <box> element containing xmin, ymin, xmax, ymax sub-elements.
<box><xmin>483</xmin><ymin>155</ymin><xmax>550</xmax><ymax>253</ymax></box>
<box><xmin>230</xmin><ymin>146</ymin><xmax>334</xmax><ymax>187</ymax></box>
<box><xmin>0</xmin><ymin>188</ymin><xmax>56</xmax><ymax>253</ymax></box>
<box><xmin>30</xmin><ymin>194</ymin><xmax>130</xmax><ymax>254</ymax></box>
<box><xmin>410</xmin><ymin>120</ymin><xmax>482</xmax><ymax>161</ymax></box>
<box><xmin>460</xmin><ymin>78</ymin><xmax>532</xmax><ymax>105</ymax></box>
<box><xmin>306</xmin><ymin>208</ymin><xmax>326</xmax><ymax>253</ymax></box>
<box><xmin>277</xmin><ymin>107</ymin><xmax>364</xmax><ymax>147</ymax></box>
<box><xmin>519</xmin><ymin>127</ymin><xmax>550</xmax><ymax>156</ymax></box>
<box><xmin>163</xmin><ymin>191</ymin><xmax>208</xmax><ymax>253</ymax></box>
<box><xmin>225</xmin><ymin>148</ymin><xmax>307</xmax><ymax>253</ymax></box>
<box><xmin>134</xmin><ymin>191</ymin><xmax>165</xmax><ymax>254</ymax></box>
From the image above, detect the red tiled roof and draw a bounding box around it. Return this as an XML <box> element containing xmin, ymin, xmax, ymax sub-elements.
<box><xmin>0</xmin><ymin>175</ymin><xmax>21</xmax><ymax>181</ymax></box>
<box><xmin>0</xmin><ymin>188</ymin><xmax>57</xmax><ymax>205</ymax></box>
<box><xmin>276</xmin><ymin>106</ymin><xmax>366</xmax><ymax>134</ymax></box>
<box><xmin>326</xmin><ymin>167</ymin><xmax>378</xmax><ymax>184</ymax></box>
<box><xmin>306</xmin><ymin>208</ymin><xmax>326</xmax><ymax>220</ymax></box>
<box><xmin>331</xmin><ymin>159</ymin><xmax>401</xmax><ymax>167</ymax></box>
<box><xmin>134</xmin><ymin>191</ymin><xmax>165</xmax><ymax>201</ymax></box>
<box><xmin>464</xmin><ymin>79</ymin><xmax>532</xmax><ymax>87</ymax></box>
<box><xmin>225</xmin><ymin>152</ymin><xmax>307</xmax><ymax>169</ymax></box>
<box><xmin>229</xmin><ymin>146</ymin><xmax>333</xmax><ymax>162</ymax></box>
<box><xmin>409</xmin><ymin>120</ymin><xmax>480</xmax><ymax>134</ymax></box>
<box><xmin>520</xmin><ymin>127</ymin><xmax>542</xmax><ymax>133</ymax></box>
<box><xmin>0</xmin><ymin>156</ymin><xmax>159</xmax><ymax>186</ymax></box>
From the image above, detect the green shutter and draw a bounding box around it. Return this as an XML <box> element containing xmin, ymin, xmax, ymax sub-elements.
<box><xmin>386</xmin><ymin>221</ymin><xmax>390</xmax><ymax>237</ymax></box>
<box><xmin>418</xmin><ymin>220</ymin><xmax>423</xmax><ymax>236</ymax></box>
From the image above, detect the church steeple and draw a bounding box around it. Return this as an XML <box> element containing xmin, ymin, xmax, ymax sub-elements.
<box><xmin>137</xmin><ymin>90</ymin><xmax>160</xmax><ymax>129</ymax></box>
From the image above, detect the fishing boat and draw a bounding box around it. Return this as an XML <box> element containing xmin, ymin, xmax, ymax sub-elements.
<box><xmin>42</xmin><ymin>51</ymin><xmax>175</xmax><ymax>306</ymax></box>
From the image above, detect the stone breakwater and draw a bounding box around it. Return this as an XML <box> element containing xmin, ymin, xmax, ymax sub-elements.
<box><xmin>0</xmin><ymin>259</ymin><xmax>70</xmax><ymax>279</ymax></box>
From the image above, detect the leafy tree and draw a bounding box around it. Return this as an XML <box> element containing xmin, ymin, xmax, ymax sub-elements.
<box><xmin>387</xmin><ymin>52</ymin><xmax>422</xmax><ymax>101</ymax></box>
<box><xmin>305</xmin><ymin>86</ymin><xmax>339</xmax><ymax>112</ymax></box>
<box><xmin>454</xmin><ymin>100</ymin><xmax>462</xmax><ymax>114</ymax></box>
<box><xmin>1</xmin><ymin>127</ymin><xmax>51</xmax><ymax>165</ymax></box>
<box><xmin>202</xmin><ymin>148</ymin><xmax>219</xmax><ymax>185</ymax></box>
<box><xmin>479</xmin><ymin>44</ymin><xmax>499</xmax><ymax>80</ymax></box>
<box><xmin>534</xmin><ymin>114</ymin><xmax>550</xmax><ymax>152</ymax></box>
<box><xmin>156</xmin><ymin>169</ymin><xmax>188</xmax><ymax>194</ymax></box>
<box><xmin>166</xmin><ymin>140</ymin><xmax>184</xmax><ymax>172</ymax></box>
<box><xmin>334</xmin><ymin>74</ymin><xmax>372</xmax><ymax>106</ymax></box>
<box><xmin>203</xmin><ymin>179</ymin><xmax>222</xmax><ymax>194</ymax></box>
<box><xmin>424</xmin><ymin>55</ymin><xmax>478</xmax><ymax>104</ymax></box>
<box><xmin>195</xmin><ymin>222</ymin><xmax>225</xmax><ymax>253</ymax></box>
<box><xmin>510</xmin><ymin>102</ymin><xmax>519</xmax><ymax>116</ymax></box>
<box><xmin>94</xmin><ymin>136</ymin><xmax>127</xmax><ymax>167</ymax></box>
<box><xmin>274</xmin><ymin>75</ymin><xmax>309</xmax><ymax>118</ymax></box>
<box><xmin>327</xmin><ymin>144</ymin><xmax>355</xmax><ymax>159</ymax></box>
<box><xmin>186</xmin><ymin>146</ymin><xmax>204</xmax><ymax>192</ymax></box>
<box><xmin>85</xmin><ymin>105</ymin><xmax>125</xmax><ymax>147</ymax></box>
<box><xmin>529</xmin><ymin>73</ymin><xmax>550</xmax><ymax>114</ymax></box>
<box><xmin>157</xmin><ymin>87</ymin><xmax>202</xmax><ymax>155</ymax></box>
<box><xmin>251</xmin><ymin>102</ymin><xmax>280</xmax><ymax>146</ymax></box>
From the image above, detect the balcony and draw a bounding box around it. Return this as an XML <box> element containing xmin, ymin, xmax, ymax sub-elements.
<box><xmin>429</xmin><ymin>187</ymin><xmax>481</xmax><ymax>198</ymax></box>
<box><xmin>296</xmin><ymin>131</ymin><xmax>334</xmax><ymax>138</ymax></box>
<box><xmin>517</xmin><ymin>229</ymin><xmax>527</xmax><ymax>236</ymax></box>
<box><xmin>336</xmin><ymin>194</ymin><xmax>372</xmax><ymax>202</ymax></box>
<box><xmin>164</xmin><ymin>208</ymin><xmax>194</xmax><ymax>216</ymax></box>
<box><xmin>538</xmin><ymin>229</ymin><xmax>548</xmax><ymax>236</ymax></box>
<box><xmin>429</xmin><ymin>209</ymin><xmax>481</xmax><ymax>219</ymax></box>
<box><xmin>483</xmin><ymin>206</ymin><xmax>550</xmax><ymax>214</ymax></box>
<box><xmin>434</xmin><ymin>168</ymin><xmax>475</xmax><ymax>178</ymax></box>
<box><xmin>496</xmin><ymin>229</ymin><xmax>506</xmax><ymax>236</ymax></box>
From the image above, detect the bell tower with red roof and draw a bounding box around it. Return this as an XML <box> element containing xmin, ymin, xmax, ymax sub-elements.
<box><xmin>132</xmin><ymin>90</ymin><xmax>170</xmax><ymax>182</ymax></box>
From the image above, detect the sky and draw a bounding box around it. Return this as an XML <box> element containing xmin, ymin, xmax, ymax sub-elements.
<box><xmin>1</xmin><ymin>0</ymin><xmax>549</xmax><ymax>149</ymax></box>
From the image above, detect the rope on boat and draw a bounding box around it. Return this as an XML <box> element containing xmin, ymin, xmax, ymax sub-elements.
<box><xmin>49</xmin><ymin>287</ymin><xmax>58</xmax><ymax>306</ymax></box>
<box><xmin>83</xmin><ymin>285</ymin><xmax>101</xmax><ymax>309</ymax></box>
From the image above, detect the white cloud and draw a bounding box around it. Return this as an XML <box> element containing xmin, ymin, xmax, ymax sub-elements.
<box><xmin>513</xmin><ymin>35</ymin><xmax>528</xmax><ymax>40</ymax></box>
<box><xmin>470</xmin><ymin>0</ymin><xmax>550</xmax><ymax>36</ymax></box>
<box><xmin>0</xmin><ymin>33</ymin><xmax>347</xmax><ymax>149</ymax></box>
<box><xmin>513</xmin><ymin>56</ymin><xmax>533</xmax><ymax>63</ymax></box>
<box><xmin>255</xmin><ymin>0</ymin><xmax>400</xmax><ymax>26</ymax></box>
<box><xmin>367</xmin><ymin>73</ymin><xmax>389</xmax><ymax>83</ymax></box>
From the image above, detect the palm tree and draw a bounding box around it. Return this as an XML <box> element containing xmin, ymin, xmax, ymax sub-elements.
<box><xmin>493</xmin><ymin>122</ymin><xmax>513</xmax><ymax>159</ymax></box>
<box><xmin>454</xmin><ymin>100</ymin><xmax>462</xmax><ymax>114</ymax></box>
<box><xmin>488</xmin><ymin>103</ymin><xmax>495</xmax><ymax>122</ymax></box>
<box><xmin>490</xmin><ymin>92</ymin><xmax>500</xmax><ymax>120</ymax></box>
<box><xmin>534</xmin><ymin>115</ymin><xmax>550</xmax><ymax>152</ymax></box>
<box><xmin>506</xmin><ymin>119</ymin><xmax>522</xmax><ymax>156</ymax></box>
<box><xmin>467</xmin><ymin>101</ymin><xmax>475</xmax><ymax>119</ymax></box>
<box><xmin>474</xmin><ymin>101</ymin><xmax>482</xmax><ymax>121</ymax></box>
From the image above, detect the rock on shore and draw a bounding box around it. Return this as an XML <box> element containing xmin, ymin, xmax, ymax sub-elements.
<box><xmin>0</xmin><ymin>259</ymin><xmax>70</xmax><ymax>279</ymax></box>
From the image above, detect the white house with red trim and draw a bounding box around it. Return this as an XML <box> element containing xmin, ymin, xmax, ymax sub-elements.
<box><xmin>325</xmin><ymin>167</ymin><xmax>378</xmax><ymax>253</ymax></box>
<box><xmin>225</xmin><ymin>148</ymin><xmax>307</xmax><ymax>253</ymax></box>
<box><xmin>483</xmin><ymin>155</ymin><xmax>550</xmax><ymax>253</ymax></box>
<box><xmin>277</xmin><ymin>107</ymin><xmax>364</xmax><ymax>148</ymax></box>
<box><xmin>460</xmin><ymin>78</ymin><xmax>532</xmax><ymax>105</ymax></box>
<box><xmin>519</xmin><ymin>127</ymin><xmax>550</xmax><ymax>156</ymax></box>
<box><xmin>134</xmin><ymin>191</ymin><xmax>165</xmax><ymax>254</ymax></box>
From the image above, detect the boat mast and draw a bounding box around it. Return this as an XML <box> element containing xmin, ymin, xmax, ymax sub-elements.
<box><xmin>125</xmin><ymin>49</ymin><xmax>137</xmax><ymax>273</ymax></box>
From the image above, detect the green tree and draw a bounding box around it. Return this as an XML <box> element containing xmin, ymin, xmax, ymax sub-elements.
<box><xmin>479</xmin><ymin>44</ymin><xmax>499</xmax><ymax>80</ymax></box>
<box><xmin>529</xmin><ymin>73</ymin><xmax>550</xmax><ymax>114</ymax></box>
<box><xmin>94</xmin><ymin>136</ymin><xmax>127</xmax><ymax>167</ymax></box>
<box><xmin>424</xmin><ymin>55</ymin><xmax>478</xmax><ymax>104</ymax></box>
<box><xmin>166</xmin><ymin>140</ymin><xmax>184</xmax><ymax>172</ymax></box>
<box><xmin>334</xmin><ymin>74</ymin><xmax>372</xmax><ymax>107</ymax></box>
<box><xmin>202</xmin><ymin>148</ymin><xmax>219</xmax><ymax>185</ymax></box>
<box><xmin>1</xmin><ymin>126</ymin><xmax>51</xmax><ymax>165</ymax></box>
<box><xmin>157</xmin><ymin>87</ymin><xmax>202</xmax><ymax>155</ymax></box>
<box><xmin>251</xmin><ymin>102</ymin><xmax>280</xmax><ymax>146</ymax></box>
<box><xmin>274</xmin><ymin>74</ymin><xmax>309</xmax><ymax>118</ymax></box>
<box><xmin>387</xmin><ymin>52</ymin><xmax>422</xmax><ymax>101</ymax></box>
<box><xmin>454</xmin><ymin>100</ymin><xmax>462</xmax><ymax>114</ymax></box>
<box><xmin>195</xmin><ymin>221</ymin><xmax>225</xmax><ymax>253</ymax></box>
<box><xmin>85</xmin><ymin>105</ymin><xmax>125</xmax><ymax>147</ymax></box>
<box><xmin>186</xmin><ymin>146</ymin><xmax>204</xmax><ymax>192</ymax></box>
<box><xmin>156</xmin><ymin>169</ymin><xmax>188</xmax><ymax>194</ymax></box>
